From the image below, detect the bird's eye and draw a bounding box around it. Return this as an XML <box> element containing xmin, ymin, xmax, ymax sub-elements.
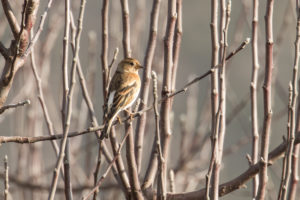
<box><xmin>129</xmin><ymin>62</ymin><xmax>134</xmax><ymax>66</ymax></box>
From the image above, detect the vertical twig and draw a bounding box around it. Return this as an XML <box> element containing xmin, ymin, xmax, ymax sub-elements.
<box><xmin>101</xmin><ymin>0</ymin><xmax>109</xmax><ymax>98</ymax></box>
<box><xmin>152</xmin><ymin>71</ymin><xmax>166</xmax><ymax>200</ymax></box>
<box><xmin>280</xmin><ymin>1</ymin><xmax>300</xmax><ymax>199</ymax></box>
<box><xmin>93</xmin><ymin>144</ymin><xmax>102</xmax><ymax>200</ymax></box>
<box><xmin>119</xmin><ymin>0</ymin><xmax>142</xmax><ymax>199</ymax></box>
<box><xmin>24</xmin><ymin>0</ymin><xmax>54</xmax><ymax>57</ymax></box>
<box><xmin>47</xmin><ymin>0</ymin><xmax>71</xmax><ymax>198</ymax></box>
<box><xmin>135</xmin><ymin>0</ymin><xmax>161</xmax><ymax>174</ymax></box>
<box><xmin>120</xmin><ymin>0</ymin><xmax>131</xmax><ymax>58</ymax></box>
<box><xmin>288</xmin><ymin>139</ymin><xmax>299</xmax><ymax>200</ymax></box>
<box><xmin>212</xmin><ymin>1</ymin><xmax>231</xmax><ymax>200</ymax></box>
<box><xmin>169</xmin><ymin>169</ymin><xmax>175</xmax><ymax>193</ymax></box>
<box><xmin>159</xmin><ymin>0</ymin><xmax>176</xmax><ymax>198</ymax></box>
<box><xmin>69</xmin><ymin>14</ymin><xmax>123</xmax><ymax>195</ymax></box>
<box><xmin>206</xmin><ymin>0</ymin><xmax>220</xmax><ymax>198</ymax></box>
<box><xmin>82</xmin><ymin>131</ymin><xmax>131</xmax><ymax>200</ymax></box>
<box><xmin>256</xmin><ymin>0</ymin><xmax>274</xmax><ymax>199</ymax></box>
<box><xmin>1</xmin><ymin>0</ymin><xmax>20</xmax><ymax>39</ymax></box>
<box><xmin>125</xmin><ymin>122</ymin><xmax>143</xmax><ymax>200</ymax></box>
<box><xmin>30</xmin><ymin>33</ymin><xmax>60</xmax><ymax>157</ymax></box>
<box><xmin>171</xmin><ymin>0</ymin><xmax>182</xmax><ymax>92</ymax></box>
<box><xmin>4</xmin><ymin>155</ymin><xmax>9</xmax><ymax>200</ymax></box>
<box><xmin>250</xmin><ymin>0</ymin><xmax>260</xmax><ymax>197</ymax></box>
<box><xmin>278</xmin><ymin>85</ymin><xmax>292</xmax><ymax>200</ymax></box>
<box><xmin>64</xmin><ymin>140</ymin><xmax>73</xmax><ymax>200</ymax></box>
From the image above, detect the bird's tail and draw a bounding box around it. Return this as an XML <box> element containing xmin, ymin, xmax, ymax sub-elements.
<box><xmin>100</xmin><ymin>119</ymin><xmax>113</xmax><ymax>140</ymax></box>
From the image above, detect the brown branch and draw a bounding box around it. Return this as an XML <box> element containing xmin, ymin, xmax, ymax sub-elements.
<box><xmin>1</xmin><ymin>0</ymin><xmax>20</xmax><ymax>39</ymax></box>
<box><xmin>159</xmin><ymin>1</ymin><xmax>177</xmax><ymax>198</ymax></box>
<box><xmin>256</xmin><ymin>0</ymin><xmax>274</xmax><ymax>199</ymax></box>
<box><xmin>24</xmin><ymin>0</ymin><xmax>55</xmax><ymax>57</ymax></box>
<box><xmin>0</xmin><ymin>42</ymin><xmax>8</xmax><ymax>59</ymax></box>
<box><xmin>100</xmin><ymin>0</ymin><xmax>109</xmax><ymax>98</ymax></box>
<box><xmin>152</xmin><ymin>71</ymin><xmax>166</xmax><ymax>200</ymax></box>
<box><xmin>119</xmin><ymin>0</ymin><xmax>142</xmax><ymax>199</ymax></box>
<box><xmin>250</xmin><ymin>0</ymin><xmax>260</xmax><ymax>197</ymax></box>
<box><xmin>135</xmin><ymin>0</ymin><xmax>162</xmax><ymax>174</ymax></box>
<box><xmin>82</xmin><ymin>130</ymin><xmax>130</xmax><ymax>200</ymax></box>
<box><xmin>206</xmin><ymin>0</ymin><xmax>220</xmax><ymax>197</ymax></box>
<box><xmin>171</xmin><ymin>0</ymin><xmax>182</xmax><ymax>92</ymax></box>
<box><xmin>211</xmin><ymin>1</ymin><xmax>231</xmax><ymax>199</ymax></box>
<box><xmin>284</xmin><ymin>3</ymin><xmax>300</xmax><ymax>199</ymax></box>
<box><xmin>4</xmin><ymin>155</ymin><xmax>9</xmax><ymax>200</ymax></box>
<box><xmin>167</xmin><ymin>38</ymin><xmax>250</xmax><ymax>100</ymax></box>
<box><xmin>69</xmin><ymin>12</ymin><xmax>123</xmax><ymax>196</ymax></box>
<box><xmin>0</xmin><ymin>99</ymin><xmax>30</xmax><ymax>114</ymax></box>
<box><xmin>30</xmin><ymin>40</ymin><xmax>60</xmax><ymax>156</ymax></box>
<box><xmin>0</xmin><ymin>0</ymin><xmax>39</xmax><ymax>108</ymax></box>
<box><xmin>125</xmin><ymin>119</ymin><xmax>143</xmax><ymax>199</ymax></box>
<box><xmin>166</xmin><ymin>135</ymin><xmax>300</xmax><ymax>200</ymax></box>
<box><xmin>48</xmin><ymin>0</ymin><xmax>71</xmax><ymax>198</ymax></box>
<box><xmin>109</xmin><ymin>129</ymin><xmax>131</xmax><ymax>199</ymax></box>
<box><xmin>120</xmin><ymin>0</ymin><xmax>131</xmax><ymax>57</ymax></box>
<box><xmin>0</xmin><ymin>173</ymin><xmax>118</xmax><ymax>193</ymax></box>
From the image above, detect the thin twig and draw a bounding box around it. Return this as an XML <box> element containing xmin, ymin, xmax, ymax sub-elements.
<box><xmin>48</xmin><ymin>0</ymin><xmax>71</xmax><ymax>199</ymax></box>
<box><xmin>120</xmin><ymin>0</ymin><xmax>131</xmax><ymax>57</ymax></box>
<box><xmin>280</xmin><ymin>1</ymin><xmax>300</xmax><ymax>198</ymax></box>
<box><xmin>4</xmin><ymin>155</ymin><xmax>9</xmax><ymax>200</ymax></box>
<box><xmin>159</xmin><ymin>1</ymin><xmax>177</xmax><ymax>199</ymax></box>
<box><xmin>100</xmin><ymin>0</ymin><xmax>109</xmax><ymax>99</ymax></box>
<box><xmin>167</xmin><ymin>38</ymin><xmax>250</xmax><ymax>100</ymax></box>
<box><xmin>256</xmin><ymin>0</ymin><xmax>275</xmax><ymax>199</ymax></box>
<box><xmin>278</xmin><ymin>85</ymin><xmax>292</xmax><ymax>200</ymax></box>
<box><xmin>82</xmin><ymin>130</ymin><xmax>131</xmax><ymax>200</ymax></box>
<box><xmin>1</xmin><ymin>0</ymin><xmax>20</xmax><ymax>39</ymax></box>
<box><xmin>250</xmin><ymin>0</ymin><xmax>260</xmax><ymax>197</ymax></box>
<box><xmin>152</xmin><ymin>71</ymin><xmax>166</xmax><ymax>200</ymax></box>
<box><xmin>0</xmin><ymin>42</ymin><xmax>8</xmax><ymax>59</ymax></box>
<box><xmin>119</xmin><ymin>0</ymin><xmax>142</xmax><ymax>199</ymax></box>
<box><xmin>24</xmin><ymin>0</ymin><xmax>55</xmax><ymax>57</ymax></box>
<box><xmin>211</xmin><ymin>1</ymin><xmax>231</xmax><ymax>199</ymax></box>
<box><xmin>169</xmin><ymin>170</ymin><xmax>175</xmax><ymax>193</ymax></box>
<box><xmin>135</xmin><ymin>0</ymin><xmax>162</xmax><ymax>174</ymax></box>
<box><xmin>30</xmin><ymin>35</ymin><xmax>60</xmax><ymax>156</ymax></box>
<box><xmin>0</xmin><ymin>99</ymin><xmax>30</xmax><ymax>114</ymax></box>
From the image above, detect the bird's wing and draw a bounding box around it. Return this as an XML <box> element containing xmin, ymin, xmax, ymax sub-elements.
<box><xmin>108</xmin><ymin>73</ymin><xmax>138</xmax><ymax>117</ymax></box>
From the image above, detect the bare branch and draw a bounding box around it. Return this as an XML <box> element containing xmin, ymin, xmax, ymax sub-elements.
<box><xmin>48</xmin><ymin>0</ymin><xmax>71</xmax><ymax>198</ymax></box>
<box><xmin>256</xmin><ymin>0</ymin><xmax>275</xmax><ymax>199</ymax></box>
<box><xmin>0</xmin><ymin>99</ymin><xmax>30</xmax><ymax>114</ymax></box>
<box><xmin>82</xmin><ymin>130</ymin><xmax>130</xmax><ymax>200</ymax></box>
<box><xmin>152</xmin><ymin>71</ymin><xmax>166</xmax><ymax>200</ymax></box>
<box><xmin>120</xmin><ymin>0</ymin><xmax>131</xmax><ymax>57</ymax></box>
<box><xmin>135</xmin><ymin>0</ymin><xmax>162</xmax><ymax>174</ymax></box>
<box><xmin>1</xmin><ymin>0</ymin><xmax>20</xmax><ymax>39</ymax></box>
<box><xmin>24</xmin><ymin>0</ymin><xmax>55</xmax><ymax>57</ymax></box>
<box><xmin>0</xmin><ymin>42</ymin><xmax>8</xmax><ymax>59</ymax></box>
<box><xmin>4</xmin><ymin>155</ymin><xmax>9</xmax><ymax>200</ymax></box>
<box><xmin>250</xmin><ymin>0</ymin><xmax>260</xmax><ymax>197</ymax></box>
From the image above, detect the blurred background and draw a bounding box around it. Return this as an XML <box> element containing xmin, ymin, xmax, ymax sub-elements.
<box><xmin>0</xmin><ymin>0</ymin><xmax>297</xmax><ymax>199</ymax></box>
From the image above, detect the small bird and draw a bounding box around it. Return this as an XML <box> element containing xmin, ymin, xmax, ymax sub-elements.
<box><xmin>101</xmin><ymin>58</ymin><xmax>143</xmax><ymax>140</ymax></box>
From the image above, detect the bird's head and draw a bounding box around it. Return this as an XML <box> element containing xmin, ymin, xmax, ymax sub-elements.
<box><xmin>117</xmin><ymin>58</ymin><xmax>143</xmax><ymax>73</ymax></box>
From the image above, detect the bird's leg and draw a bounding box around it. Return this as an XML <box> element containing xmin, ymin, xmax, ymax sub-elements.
<box><xmin>116</xmin><ymin>115</ymin><xmax>122</xmax><ymax>124</ymax></box>
<box><xmin>124</xmin><ymin>109</ymin><xmax>134</xmax><ymax>122</ymax></box>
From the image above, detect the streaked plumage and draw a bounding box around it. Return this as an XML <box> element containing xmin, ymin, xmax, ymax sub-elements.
<box><xmin>101</xmin><ymin>58</ymin><xmax>143</xmax><ymax>139</ymax></box>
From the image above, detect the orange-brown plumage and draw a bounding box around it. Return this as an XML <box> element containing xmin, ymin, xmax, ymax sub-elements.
<box><xmin>101</xmin><ymin>58</ymin><xmax>142</xmax><ymax>139</ymax></box>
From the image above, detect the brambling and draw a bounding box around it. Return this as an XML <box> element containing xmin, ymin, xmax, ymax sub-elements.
<box><xmin>101</xmin><ymin>58</ymin><xmax>143</xmax><ymax>140</ymax></box>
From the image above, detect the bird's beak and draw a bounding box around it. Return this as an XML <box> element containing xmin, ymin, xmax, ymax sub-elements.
<box><xmin>137</xmin><ymin>65</ymin><xmax>143</xmax><ymax>69</ymax></box>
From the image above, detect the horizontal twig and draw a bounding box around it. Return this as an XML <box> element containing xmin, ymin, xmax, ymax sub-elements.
<box><xmin>0</xmin><ymin>99</ymin><xmax>30</xmax><ymax>114</ymax></box>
